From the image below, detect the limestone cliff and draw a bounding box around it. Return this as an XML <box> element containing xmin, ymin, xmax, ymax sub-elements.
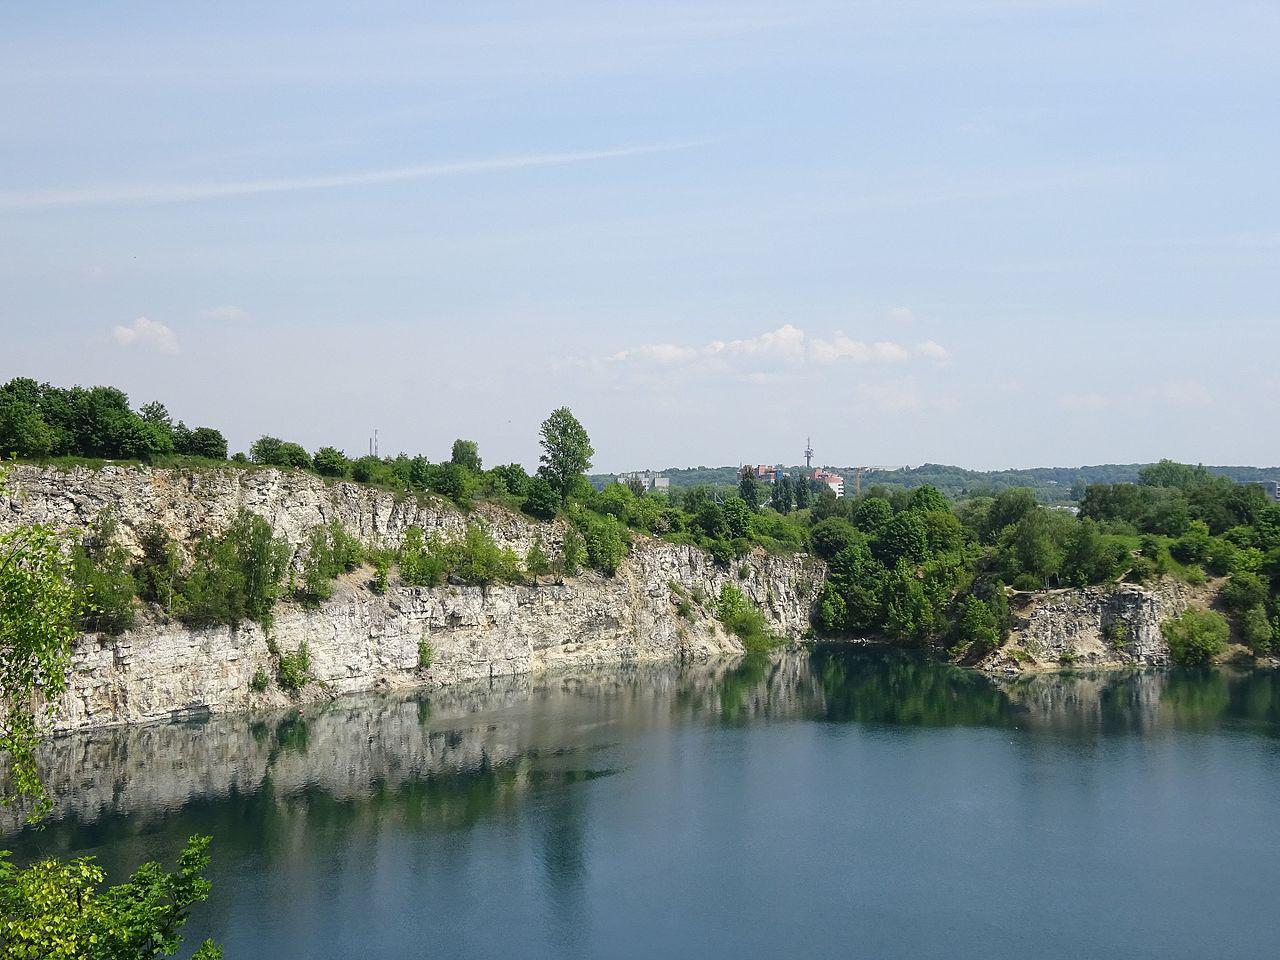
<box><xmin>1</xmin><ymin>465</ymin><xmax>823</xmax><ymax>731</ymax></box>
<box><xmin>983</xmin><ymin>579</ymin><xmax>1208</xmax><ymax>671</ymax></box>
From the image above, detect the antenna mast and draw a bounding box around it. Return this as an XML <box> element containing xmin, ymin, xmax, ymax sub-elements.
<box><xmin>804</xmin><ymin>437</ymin><xmax>814</xmax><ymax>470</ymax></box>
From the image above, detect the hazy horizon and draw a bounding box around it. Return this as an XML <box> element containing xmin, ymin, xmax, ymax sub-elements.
<box><xmin>3</xmin><ymin>2</ymin><xmax>1277</xmax><ymax>471</ymax></box>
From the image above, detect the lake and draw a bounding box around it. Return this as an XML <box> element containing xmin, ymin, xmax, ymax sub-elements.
<box><xmin>6</xmin><ymin>648</ymin><xmax>1280</xmax><ymax>959</ymax></box>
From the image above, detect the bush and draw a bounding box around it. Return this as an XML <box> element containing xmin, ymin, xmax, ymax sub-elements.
<box><xmin>522</xmin><ymin>476</ymin><xmax>560</xmax><ymax>520</ymax></box>
<box><xmin>951</xmin><ymin>594</ymin><xmax>1000</xmax><ymax>655</ymax></box>
<box><xmin>177</xmin><ymin>510</ymin><xmax>289</xmax><ymax>628</ymax></box>
<box><xmin>1161</xmin><ymin>609</ymin><xmax>1229</xmax><ymax>666</ymax></box>
<box><xmin>135</xmin><ymin>524</ymin><xmax>182</xmax><ymax>609</ymax></box>
<box><xmin>370</xmin><ymin>553</ymin><xmax>390</xmax><ymax>595</ymax></box>
<box><xmin>525</xmin><ymin>542</ymin><xmax>551</xmax><ymax>579</ymax></box>
<box><xmin>295</xmin><ymin>521</ymin><xmax>363</xmax><ymax>604</ymax></box>
<box><xmin>418</xmin><ymin>635</ymin><xmax>433</xmax><ymax>670</ymax></box>
<box><xmin>1221</xmin><ymin>571</ymin><xmax>1268</xmax><ymax>616</ymax></box>
<box><xmin>250</xmin><ymin>668</ymin><xmax>270</xmax><ymax>692</ymax></box>
<box><xmin>1239</xmin><ymin>605</ymin><xmax>1273</xmax><ymax>654</ymax></box>
<box><xmin>277</xmin><ymin>642</ymin><xmax>311</xmax><ymax>691</ymax></box>
<box><xmin>69</xmin><ymin>512</ymin><xmax>136</xmax><ymax>635</ymax></box>
<box><xmin>716</xmin><ymin>584</ymin><xmax>779</xmax><ymax>653</ymax></box>
<box><xmin>450</xmin><ymin>524</ymin><xmax>522</xmax><ymax>586</ymax></box>
<box><xmin>398</xmin><ymin>527</ymin><xmax>449</xmax><ymax>587</ymax></box>
<box><xmin>249</xmin><ymin>435</ymin><xmax>312</xmax><ymax>469</ymax></box>
<box><xmin>313</xmin><ymin>446</ymin><xmax>351</xmax><ymax>478</ymax></box>
<box><xmin>560</xmin><ymin>528</ymin><xmax>585</xmax><ymax>577</ymax></box>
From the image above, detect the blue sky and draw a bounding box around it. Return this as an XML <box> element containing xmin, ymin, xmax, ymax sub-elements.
<box><xmin>2</xmin><ymin>1</ymin><xmax>1276</xmax><ymax>471</ymax></box>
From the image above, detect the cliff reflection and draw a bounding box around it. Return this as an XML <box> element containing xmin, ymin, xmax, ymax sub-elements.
<box><xmin>6</xmin><ymin>650</ymin><xmax>1280</xmax><ymax>856</ymax></box>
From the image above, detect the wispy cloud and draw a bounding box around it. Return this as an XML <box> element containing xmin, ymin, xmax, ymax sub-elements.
<box><xmin>200</xmin><ymin>305</ymin><xmax>248</xmax><ymax>322</ymax></box>
<box><xmin>595</xmin><ymin>324</ymin><xmax>949</xmax><ymax>378</ymax></box>
<box><xmin>0</xmin><ymin>141</ymin><xmax>702</xmax><ymax>211</ymax></box>
<box><xmin>112</xmin><ymin>316</ymin><xmax>179</xmax><ymax>354</ymax></box>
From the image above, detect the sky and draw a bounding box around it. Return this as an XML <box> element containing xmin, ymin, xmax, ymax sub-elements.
<box><xmin>1</xmin><ymin>1</ymin><xmax>1277</xmax><ymax>472</ymax></box>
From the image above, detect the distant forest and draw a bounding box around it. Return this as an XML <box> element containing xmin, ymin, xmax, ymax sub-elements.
<box><xmin>594</xmin><ymin>463</ymin><xmax>1280</xmax><ymax>504</ymax></box>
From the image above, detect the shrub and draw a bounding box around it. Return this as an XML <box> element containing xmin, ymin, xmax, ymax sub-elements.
<box><xmin>418</xmin><ymin>635</ymin><xmax>433</xmax><ymax>670</ymax></box>
<box><xmin>370</xmin><ymin>553</ymin><xmax>390</xmax><ymax>595</ymax></box>
<box><xmin>398</xmin><ymin>527</ymin><xmax>449</xmax><ymax>587</ymax></box>
<box><xmin>951</xmin><ymin>594</ymin><xmax>1001</xmax><ymax>655</ymax></box>
<box><xmin>135</xmin><ymin>524</ymin><xmax>182</xmax><ymax>609</ymax></box>
<box><xmin>525</xmin><ymin>542</ymin><xmax>551</xmax><ymax>579</ymax></box>
<box><xmin>716</xmin><ymin>584</ymin><xmax>779</xmax><ymax>653</ymax></box>
<box><xmin>295</xmin><ymin>521</ymin><xmax>363</xmax><ymax>604</ymax></box>
<box><xmin>450</xmin><ymin>524</ymin><xmax>522</xmax><ymax>586</ymax></box>
<box><xmin>1239</xmin><ymin>605</ymin><xmax>1273</xmax><ymax>655</ymax></box>
<box><xmin>1221</xmin><ymin>572</ymin><xmax>1268</xmax><ymax>616</ymax></box>
<box><xmin>249</xmin><ymin>435</ymin><xmax>312</xmax><ymax>470</ymax></box>
<box><xmin>277</xmin><ymin>642</ymin><xmax>311</xmax><ymax>690</ymax></box>
<box><xmin>250</xmin><ymin>668</ymin><xmax>270</xmax><ymax>692</ymax></box>
<box><xmin>177</xmin><ymin>509</ymin><xmax>289</xmax><ymax>628</ymax></box>
<box><xmin>560</xmin><ymin>527</ymin><xmax>586</xmax><ymax>577</ymax></box>
<box><xmin>1104</xmin><ymin>619</ymin><xmax>1131</xmax><ymax>648</ymax></box>
<box><xmin>69</xmin><ymin>512</ymin><xmax>136</xmax><ymax>635</ymax></box>
<box><xmin>522</xmin><ymin>476</ymin><xmax>560</xmax><ymax>520</ymax></box>
<box><xmin>313</xmin><ymin>446</ymin><xmax>351</xmax><ymax>478</ymax></box>
<box><xmin>1161</xmin><ymin>608</ymin><xmax>1229</xmax><ymax>666</ymax></box>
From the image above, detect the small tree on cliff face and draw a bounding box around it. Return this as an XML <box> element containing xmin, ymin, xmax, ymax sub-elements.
<box><xmin>0</xmin><ymin>470</ymin><xmax>79</xmax><ymax>821</ymax></box>
<box><xmin>538</xmin><ymin>407</ymin><xmax>594</xmax><ymax>504</ymax></box>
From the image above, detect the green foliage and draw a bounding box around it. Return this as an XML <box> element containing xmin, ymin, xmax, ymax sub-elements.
<box><xmin>176</xmin><ymin>510</ymin><xmax>289</xmax><ymax>629</ymax></box>
<box><xmin>450</xmin><ymin>524</ymin><xmax>522</xmax><ymax>586</ymax></box>
<box><xmin>716</xmin><ymin>584</ymin><xmax>779</xmax><ymax>653</ymax></box>
<box><xmin>250</xmin><ymin>668</ymin><xmax>270</xmax><ymax>692</ymax></box>
<box><xmin>312</xmin><ymin>446</ymin><xmax>351</xmax><ymax>478</ymax></box>
<box><xmin>560</xmin><ymin>527</ymin><xmax>586</xmax><ymax>577</ymax></box>
<box><xmin>1239</xmin><ymin>605</ymin><xmax>1273</xmax><ymax>655</ymax></box>
<box><xmin>524</xmin><ymin>542</ymin><xmax>551</xmax><ymax>579</ymax></box>
<box><xmin>0</xmin><ymin>835</ymin><xmax>222</xmax><ymax>960</ymax></box>
<box><xmin>397</xmin><ymin>527</ymin><xmax>449</xmax><ymax>587</ymax></box>
<box><xmin>951</xmin><ymin>594</ymin><xmax>1001</xmax><ymax>655</ymax></box>
<box><xmin>770</xmin><ymin>474</ymin><xmax>794</xmax><ymax>514</ymax></box>
<box><xmin>1222</xmin><ymin>571</ymin><xmax>1268</xmax><ymax>616</ymax></box>
<box><xmin>276</xmin><ymin>642</ymin><xmax>311</xmax><ymax>691</ymax></box>
<box><xmin>70</xmin><ymin>512</ymin><xmax>136</xmax><ymax>635</ymax></box>
<box><xmin>418</xmin><ymin>635</ymin><xmax>433</xmax><ymax>670</ymax></box>
<box><xmin>370</xmin><ymin>553</ymin><xmax>390</xmax><ymax>595</ymax></box>
<box><xmin>738</xmin><ymin>471</ymin><xmax>760</xmax><ymax>510</ymax></box>
<box><xmin>522</xmin><ymin>476</ymin><xmax>560</xmax><ymax>520</ymax></box>
<box><xmin>295</xmin><ymin>521</ymin><xmax>363</xmax><ymax>604</ymax></box>
<box><xmin>450</xmin><ymin>439</ymin><xmax>482</xmax><ymax>473</ymax></box>
<box><xmin>249</xmin><ymin>435</ymin><xmax>312</xmax><ymax>470</ymax></box>
<box><xmin>134</xmin><ymin>526</ymin><xmax>182</xmax><ymax>610</ymax></box>
<box><xmin>570</xmin><ymin>509</ymin><xmax>628</xmax><ymax>575</ymax></box>
<box><xmin>809</xmin><ymin>516</ymin><xmax>862</xmax><ymax>562</ymax></box>
<box><xmin>538</xmin><ymin>407</ymin><xmax>594</xmax><ymax>503</ymax></box>
<box><xmin>0</xmin><ymin>475</ymin><xmax>80</xmax><ymax>819</ymax></box>
<box><xmin>1162</xmin><ymin>609</ymin><xmax>1230</xmax><ymax>666</ymax></box>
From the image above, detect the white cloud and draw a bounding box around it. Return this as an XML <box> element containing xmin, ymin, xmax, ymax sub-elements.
<box><xmin>886</xmin><ymin>306</ymin><xmax>915</xmax><ymax>324</ymax></box>
<box><xmin>599</xmin><ymin>324</ymin><xmax>947</xmax><ymax>378</ymax></box>
<box><xmin>112</xmin><ymin>316</ymin><xmax>179</xmax><ymax>354</ymax></box>
<box><xmin>200</xmin><ymin>305</ymin><xmax>248</xmax><ymax>322</ymax></box>
<box><xmin>915</xmin><ymin>340</ymin><xmax>950</xmax><ymax>362</ymax></box>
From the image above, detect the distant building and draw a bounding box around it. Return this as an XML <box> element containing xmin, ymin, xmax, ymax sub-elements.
<box><xmin>810</xmin><ymin>468</ymin><xmax>845</xmax><ymax>498</ymax></box>
<box><xmin>753</xmin><ymin>464</ymin><xmax>780</xmax><ymax>484</ymax></box>
<box><xmin>1260</xmin><ymin>479</ymin><xmax>1280</xmax><ymax>503</ymax></box>
<box><xmin>616</xmin><ymin>470</ymin><xmax>670</xmax><ymax>492</ymax></box>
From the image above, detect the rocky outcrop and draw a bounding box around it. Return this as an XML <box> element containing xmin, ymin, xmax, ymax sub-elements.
<box><xmin>1</xmin><ymin>465</ymin><xmax>823</xmax><ymax>732</ymax></box>
<box><xmin>984</xmin><ymin>579</ymin><xmax>1205</xmax><ymax>671</ymax></box>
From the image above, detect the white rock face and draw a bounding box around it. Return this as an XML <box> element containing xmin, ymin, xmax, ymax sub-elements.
<box><xmin>1</xmin><ymin>465</ymin><xmax>824</xmax><ymax>731</ymax></box>
<box><xmin>991</xmin><ymin>580</ymin><xmax>1198</xmax><ymax>668</ymax></box>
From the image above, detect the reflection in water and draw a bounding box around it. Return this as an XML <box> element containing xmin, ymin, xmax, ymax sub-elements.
<box><xmin>9</xmin><ymin>649</ymin><xmax>1280</xmax><ymax>846</ymax></box>
<box><xmin>5</xmin><ymin>648</ymin><xmax>1280</xmax><ymax>960</ymax></box>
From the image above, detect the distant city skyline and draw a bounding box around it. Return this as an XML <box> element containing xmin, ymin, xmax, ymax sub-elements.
<box><xmin>2</xmin><ymin>2</ymin><xmax>1277</xmax><ymax>470</ymax></box>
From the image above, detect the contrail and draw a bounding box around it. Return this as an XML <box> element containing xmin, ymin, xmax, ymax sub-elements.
<box><xmin>0</xmin><ymin>141</ymin><xmax>703</xmax><ymax>211</ymax></box>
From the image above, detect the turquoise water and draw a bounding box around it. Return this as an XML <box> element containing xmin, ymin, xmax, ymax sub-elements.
<box><xmin>7</xmin><ymin>649</ymin><xmax>1280</xmax><ymax>959</ymax></box>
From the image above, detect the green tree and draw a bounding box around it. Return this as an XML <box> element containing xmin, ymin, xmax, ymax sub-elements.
<box><xmin>560</xmin><ymin>527</ymin><xmax>586</xmax><ymax>577</ymax></box>
<box><xmin>809</xmin><ymin>516</ymin><xmax>861</xmax><ymax>561</ymax></box>
<box><xmin>538</xmin><ymin>407</ymin><xmax>594</xmax><ymax>503</ymax></box>
<box><xmin>312</xmin><ymin>446</ymin><xmax>351</xmax><ymax>478</ymax></box>
<box><xmin>1221</xmin><ymin>571</ymin><xmax>1268</xmax><ymax>616</ymax></box>
<box><xmin>522</xmin><ymin>476</ymin><xmax>560</xmax><ymax>520</ymax></box>
<box><xmin>1161</xmin><ymin>608</ymin><xmax>1230</xmax><ymax>666</ymax></box>
<box><xmin>738</xmin><ymin>470</ymin><xmax>760</xmax><ymax>510</ymax></box>
<box><xmin>1239</xmin><ymin>604</ymin><xmax>1273</xmax><ymax>654</ymax></box>
<box><xmin>0</xmin><ymin>475</ymin><xmax>79</xmax><ymax>818</ymax></box>
<box><xmin>177</xmin><ymin>510</ymin><xmax>288</xmax><ymax>628</ymax></box>
<box><xmin>70</xmin><ymin>513</ymin><xmax>137</xmax><ymax>636</ymax></box>
<box><xmin>450</xmin><ymin>439</ymin><xmax>482</xmax><ymax>473</ymax></box>
<box><xmin>249</xmin><ymin>436</ymin><xmax>312</xmax><ymax>470</ymax></box>
<box><xmin>793</xmin><ymin>474</ymin><xmax>811</xmax><ymax>510</ymax></box>
<box><xmin>770</xmin><ymin>475</ymin><xmax>794</xmax><ymax>514</ymax></box>
<box><xmin>0</xmin><ymin>836</ymin><xmax>222</xmax><ymax>960</ymax></box>
<box><xmin>850</xmin><ymin>497</ymin><xmax>893</xmax><ymax>537</ymax></box>
<box><xmin>952</xmin><ymin>594</ymin><xmax>1001</xmax><ymax>655</ymax></box>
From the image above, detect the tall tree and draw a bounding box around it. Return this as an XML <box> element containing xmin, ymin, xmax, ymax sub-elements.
<box><xmin>771</xmin><ymin>474</ymin><xmax>795</xmax><ymax>514</ymax></box>
<box><xmin>538</xmin><ymin>407</ymin><xmax>594</xmax><ymax>503</ymax></box>
<box><xmin>450</xmin><ymin>439</ymin><xmax>482</xmax><ymax>473</ymax></box>
<box><xmin>738</xmin><ymin>469</ymin><xmax>760</xmax><ymax>510</ymax></box>
<box><xmin>793</xmin><ymin>473</ymin><xmax>811</xmax><ymax>510</ymax></box>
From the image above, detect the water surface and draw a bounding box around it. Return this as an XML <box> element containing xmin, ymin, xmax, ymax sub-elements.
<box><xmin>8</xmin><ymin>648</ymin><xmax>1280</xmax><ymax>959</ymax></box>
